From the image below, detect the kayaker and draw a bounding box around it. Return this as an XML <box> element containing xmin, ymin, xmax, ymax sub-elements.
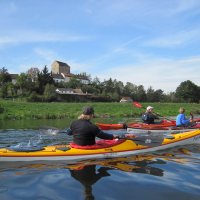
<box><xmin>176</xmin><ymin>107</ymin><xmax>194</xmax><ymax>127</ymax></box>
<box><xmin>142</xmin><ymin>106</ymin><xmax>160</xmax><ymax>124</ymax></box>
<box><xmin>66</xmin><ymin>106</ymin><xmax>120</xmax><ymax>146</ymax></box>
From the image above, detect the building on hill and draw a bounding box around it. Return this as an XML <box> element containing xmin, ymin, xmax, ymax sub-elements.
<box><xmin>51</xmin><ymin>60</ymin><xmax>90</xmax><ymax>84</ymax></box>
<box><xmin>62</xmin><ymin>73</ymin><xmax>90</xmax><ymax>84</ymax></box>
<box><xmin>51</xmin><ymin>60</ymin><xmax>71</xmax><ymax>74</ymax></box>
<box><xmin>52</xmin><ymin>74</ymin><xmax>65</xmax><ymax>83</ymax></box>
<box><xmin>55</xmin><ymin>88</ymin><xmax>83</xmax><ymax>94</ymax></box>
<box><xmin>55</xmin><ymin>88</ymin><xmax>92</xmax><ymax>102</ymax></box>
<box><xmin>10</xmin><ymin>74</ymin><xmax>19</xmax><ymax>84</ymax></box>
<box><xmin>120</xmin><ymin>97</ymin><xmax>133</xmax><ymax>103</ymax></box>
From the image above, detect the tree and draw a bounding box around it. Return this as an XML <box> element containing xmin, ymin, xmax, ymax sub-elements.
<box><xmin>146</xmin><ymin>87</ymin><xmax>164</xmax><ymax>102</ymax></box>
<box><xmin>0</xmin><ymin>67</ymin><xmax>12</xmax><ymax>86</ymax></box>
<box><xmin>44</xmin><ymin>84</ymin><xmax>57</xmax><ymax>102</ymax></box>
<box><xmin>136</xmin><ymin>85</ymin><xmax>146</xmax><ymax>102</ymax></box>
<box><xmin>113</xmin><ymin>80</ymin><xmax>124</xmax><ymax>96</ymax></box>
<box><xmin>102</xmin><ymin>78</ymin><xmax>115</xmax><ymax>94</ymax></box>
<box><xmin>154</xmin><ymin>89</ymin><xmax>164</xmax><ymax>102</ymax></box>
<box><xmin>146</xmin><ymin>86</ymin><xmax>155</xmax><ymax>102</ymax></box>
<box><xmin>27</xmin><ymin>67</ymin><xmax>40</xmax><ymax>82</ymax></box>
<box><xmin>37</xmin><ymin>66</ymin><xmax>54</xmax><ymax>94</ymax></box>
<box><xmin>124</xmin><ymin>82</ymin><xmax>137</xmax><ymax>97</ymax></box>
<box><xmin>65</xmin><ymin>77</ymin><xmax>81</xmax><ymax>88</ymax></box>
<box><xmin>166</xmin><ymin>92</ymin><xmax>178</xmax><ymax>102</ymax></box>
<box><xmin>90</xmin><ymin>77</ymin><xmax>103</xmax><ymax>95</ymax></box>
<box><xmin>175</xmin><ymin>80</ymin><xmax>200</xmax><ymax>102</ymax></box>
<box><xmin>7</xmin><ymin>82</ymin><xmax>17</xmax><ymax>97</ymax></box>
<box><xmin>0</xmin><ymin>84</ymin><xmax>8</xmax><ymax>98</ymax></box>
<box><xmin>16</xmin><ymin>73</ymin><xmax>32</xmax><ymax>95</ymax></box>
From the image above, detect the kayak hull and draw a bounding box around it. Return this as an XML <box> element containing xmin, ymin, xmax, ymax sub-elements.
<box><xmin>127</xmin><ymin>123</ymin><xmax>200</xmax><ymax>135</ymax></box>
<box><xmin>96</xmin><ymin>120</ymin><xmax>176</xmax><ymax>130</ymax></box>
<box><xmin>1</xmin><ymin>130</ymin><xmax>200</xmax><ymax>162</ymax></box>
<box><xmin>127</xmin><ymin>120</ymin><xmax>176</xmax><ymax>129</ymax></box>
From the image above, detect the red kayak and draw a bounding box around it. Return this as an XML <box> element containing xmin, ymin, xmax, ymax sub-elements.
<box><xmin>96</xmin><ymin>120</ymin><xmax>175</xmax><ymax>130</ymax></box>
<box><xmin>127</xmin><ymin>120</ymin><xmax>176</xmax><ymax>129</ymax></box>
<box><xmin>96</xmin><ymin>118</ymin><xmax>200</xmax><ymax>130</ymax></box>
<box><xmin>95</xmin><ymin>123</ymin><xmax>126</xmax><ymax>130</ymax></box>
<box><xmin>127</xmin><ymin>122</ymin><xmax>200</xmax><ymax>135</ymax></box>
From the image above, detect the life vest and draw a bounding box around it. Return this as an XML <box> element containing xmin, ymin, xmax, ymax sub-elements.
<box><xmin>142</xmin><ymin>113</ymin><xmax>149</xmax><ymax>122</ymax></box>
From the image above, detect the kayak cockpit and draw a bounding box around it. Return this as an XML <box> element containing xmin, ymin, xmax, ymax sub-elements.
<box><xmin>70</xmin><ymin>139</ymin><xmax>125</xmax><ymax>149</ymax></box>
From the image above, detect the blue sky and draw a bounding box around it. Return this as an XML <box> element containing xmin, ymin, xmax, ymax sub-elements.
<box><xmin>0</xmin><ymin>0</ymin><xmax>200</xmax><ymax>93</ymax></box>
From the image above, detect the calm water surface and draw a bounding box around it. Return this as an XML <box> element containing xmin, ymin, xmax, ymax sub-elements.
<box><xmin>0</xmin><ymin>120</ymin><xmax>200</xmax><ymax>200</ymax></box>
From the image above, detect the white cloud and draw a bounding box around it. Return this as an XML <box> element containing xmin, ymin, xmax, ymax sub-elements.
<box><xmin>94</xmin><ymin>56</ymin><xmax>200</xmax><ymax>93</ymax></box>
<box><xmin>81</xmin><ymin>0</ymin><xmax>200</xmax><ymax>26</ymax></box>
<box><xmin>170</xmin><ymin>0</ymin><xmax>200</xmax><ymax>14</ymax></box>
<box><xmin>144</xmin><ymin>29</ymin><xmax>200</xmax><ymax>48</ymax></box>
<box><xmin>0</xmin><ymin>31</ymin><xmax>89</xmax><ymax>47</ymax></box>
<box><xmin>34</xmin><ymin>48</ymin><xmax>58</xmax><ymax>63</ymax></box>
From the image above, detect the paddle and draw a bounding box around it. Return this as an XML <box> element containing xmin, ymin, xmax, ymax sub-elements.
<box><xmin>133</xmin><ymin>102</ymin><xmax>172</xmax><ymax>121</ymax></box>
<box><xmin>188</xmin><ymin>112</ymin><xmax>200</xmax><ymax>123</ymax></box>
<box><xmin>190</xmin><ymin>112</ymin><xmax>194</xmax><ymax>120</ymax></box>
<box><xmin>119</xmin><ymin>133</ymin><xmax>165</xmax><ymax>147</ymax></box>
<box><xmin>40</xmin><ymin>126</ymin><xmax>177</xmax><ymax>147</ymax></box>
<box><xmin>40</xmin><ymin>127</ymin><xmax>174</xmax><ymax>147</ymax></box>
<box><xmin>40</xmin><ymin>126</ymin><xmax>173</xmax><ymax>147</ymax></box>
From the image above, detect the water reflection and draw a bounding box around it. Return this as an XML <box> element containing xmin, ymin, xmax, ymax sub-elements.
<box><xmin>67</xmin><ymin>155</ymin><xmax>165</xmax><ymax>176</ymax></box>
<box><xmin>1</xmin><ymin>149</ymin><xmax>199</xmax><ymax>200</ymax></box>
<box><xmin>69</xmin><ymin>165</ymin><xmax>112</xmax><ymax>200</ymax></box>
<box><xmin>0</xmin><ymin>155</ymin><xmax>165</xmax><ymax>199</ymax></box>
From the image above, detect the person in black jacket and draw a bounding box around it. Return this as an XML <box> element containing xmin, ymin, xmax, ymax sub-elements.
<box><xmin>142</xmin><ymin>106</ymin><xmax>159</xmax><ymax>124</ymax></box>
<box><xmin>67</xmin><ymin>106</ymin><xmax>119</xmax><ymax>146</ymax></box>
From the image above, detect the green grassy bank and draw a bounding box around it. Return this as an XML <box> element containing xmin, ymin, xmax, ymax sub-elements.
<box><xmin>0</xmin><ymin>100</ymin><xmax>200</xmax><ymax>120</ymax></box>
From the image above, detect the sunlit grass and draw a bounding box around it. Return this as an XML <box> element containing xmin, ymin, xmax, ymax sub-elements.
<box><xmin>0</xmin><ymin>100</ymin><xmax>199</xmax><ymax>120</ymax></box>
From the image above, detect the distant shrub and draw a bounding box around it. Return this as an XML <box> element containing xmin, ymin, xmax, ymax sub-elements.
<box><xmin>27</xmin><ymin>92</ymin><xmax>43</xmax><ymax>102</ymax></box>
<box><xmin>0</xmin><ymin>106</ymin><xmax>4</xmax><ymax>113</ymax></box>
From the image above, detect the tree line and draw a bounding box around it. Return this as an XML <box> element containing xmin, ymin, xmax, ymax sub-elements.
<box><xmin>0</xmin><ymin>66</ymin><xmax>199</xmax><ymax>103</ymax></box>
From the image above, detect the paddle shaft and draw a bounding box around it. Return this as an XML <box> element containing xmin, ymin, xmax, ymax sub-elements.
<box><xmin>133</xmin><ymin>102</ymin><xmax>172</xmax><ymax>121</ymax></box>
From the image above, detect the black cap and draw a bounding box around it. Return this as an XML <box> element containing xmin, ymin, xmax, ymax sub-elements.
<box><xmin>82</xmin><ymin>106</ymin><xmax>94</xmax><ymax>115</ymax></box>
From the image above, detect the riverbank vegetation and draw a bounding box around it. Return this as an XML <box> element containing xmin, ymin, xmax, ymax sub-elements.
<box><xmin>0</xmin><ymin>66</ymin><xmax>200</xmax><ymax>103</ymax></box>
<box><xmin>0</xmin><ymin>100</ymin><xmax>199</xmax><ymax>120</ymax></box>
<box><xmin>1</xmin><ymin>67</ymin><xmax>200</xmax><ymax>122</ymax></box>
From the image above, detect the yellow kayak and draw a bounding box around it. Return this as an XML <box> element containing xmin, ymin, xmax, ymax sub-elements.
<box><xmin>0</xmin><ymin>129</ymin><xmax>200</xmax><ymax>162</ymax></box>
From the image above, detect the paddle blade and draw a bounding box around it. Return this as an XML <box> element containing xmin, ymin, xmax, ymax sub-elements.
<box><xmin>133</xmin><ymin>135</ymin><xmax>164</xmax><ymax>147</ymax></box>
<box><xmin>133</xmin><ymin>102</ymin><xmax>142</xmax><ymax>108</ymax></box>
<box><xmin>120</xmin><ymin>132</ymin><xmax>164</xmax><ymax>147</ymax></box>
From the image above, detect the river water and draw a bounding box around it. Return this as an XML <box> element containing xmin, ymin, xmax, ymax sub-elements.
<box><xmin>0</xmin><ymin>120</ymin><xmax>200</xmax><ymax>200</ymax></box>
